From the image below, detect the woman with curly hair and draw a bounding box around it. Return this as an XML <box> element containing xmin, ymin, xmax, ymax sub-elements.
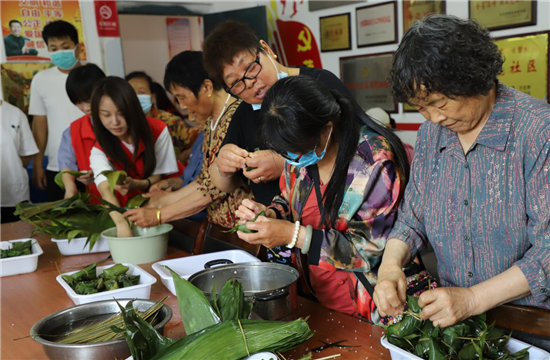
<box><xmin>374</xmin><ymin>15</ymin><xmax>550</xmax><ymax>328</ymax></box>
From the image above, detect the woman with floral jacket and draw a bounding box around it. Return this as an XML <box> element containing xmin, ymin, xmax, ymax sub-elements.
<box><xmin>235</xmin><ymin>76</ymin><xmax>410</xmax><ymax>322</ymax></box>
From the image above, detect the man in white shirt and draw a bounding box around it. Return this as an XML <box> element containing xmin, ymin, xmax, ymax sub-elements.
<box><xmin>1</xmin><ymin>101</ymin><xmax>39</xmax><ymax>223</ymax></box>
<box><xmin>29</xmin><ymin>20</ymin><xmax>84</xmax><ymax>201</ymax></box>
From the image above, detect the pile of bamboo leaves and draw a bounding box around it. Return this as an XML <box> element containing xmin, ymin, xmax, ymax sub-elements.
<box><xmin>14</xmin><ymin>193</ymin><xmax>117</xmax><ymax>251</ymax></box>
<box><xmin>54</xmin><ymin>297</ymin><xmax>168</xmax><ymax>344</ymax></box>
<box><xmin>1</xmin><ymin>240</ymin><xmax>33</xmax><ymax>259</ymax></box>
<box><xmin>62</xmin><ymin>261</ymin><xmax>140</xmax><ymax>295</ymax></box>
<box><xmin>114</xmin><ymin>267</ymin><xmax>313</xmax><ymax>360</ymax></box>
<box><xmin>14</xmin><ymin>191</ymin><xmax>148</xmax><ymax>251</ymax></box>
<box><xmin>385</xmin><ymin>296</ymin><xmax>530</xmax><ymax>360</ymax></box>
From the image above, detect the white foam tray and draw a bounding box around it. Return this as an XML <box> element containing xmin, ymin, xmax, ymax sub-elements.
<box><xmin>152</xmin><ymin>250</ymin><xmax>260</xmax><ymax>295</ymax></box>
<box><xmin>56</xmin><ymin>263</ymin><xmax>157</xmax><ymax>305</ymax></box>
<box><xmin>381</xmin><ymin>334</ymin><xmax>550</xmax><ymax>359</ymax></box>
<box><xmin>52</xmin><ymin>236</ymin><xmax>110</xmax><ymax>256</ymax></box>
<box><xmin>0</xmin><ymin>238</ymin><xmax>43</xmax><ymax>277</ymax></box>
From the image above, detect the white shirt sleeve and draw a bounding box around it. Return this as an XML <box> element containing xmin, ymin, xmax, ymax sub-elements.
<box><xmin>152</xmin><ymin>127</ymin><xmax>179</xmax><ymax>175</ymax></box>
<box><xmin>28</xmin><ymin>73</ymin><xmax>47</xmax><ymax>116</ymax></box>
<box><xmin>17</xmin><ymin>108</ymin><xmax>39</xmax><ymax>157</ymax></box>
<box><xmin>90</xmin><ymin>147</ymin><xmax>115</xmax><ymax>187</ymax></box>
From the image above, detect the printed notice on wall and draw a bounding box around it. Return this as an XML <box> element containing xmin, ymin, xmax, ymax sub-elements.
<box><xmin>166</xmin><ymin>18</ymin><xmax>191</xmax><ymax>60</ymax></box>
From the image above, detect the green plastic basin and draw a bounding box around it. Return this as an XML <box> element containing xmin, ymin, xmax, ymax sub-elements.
<box><xmin>101</xmin><ymin>224</ymin><xmax>173</xmax><ymax>264</ymax></box>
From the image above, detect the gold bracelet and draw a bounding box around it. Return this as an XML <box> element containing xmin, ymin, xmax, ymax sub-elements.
<box><xmin>156</xmin><ymin>209</ymin><xmax>162</xmax><ymax>226</ymax></box>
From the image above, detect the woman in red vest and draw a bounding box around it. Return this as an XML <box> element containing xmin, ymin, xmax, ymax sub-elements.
<box><xmin>89</xmin><ymin>77</ymin><xmax>180</xmax><ymax>207</ymax></box>
<box><xmin>57</xmin><ymin>64</ymin><xmax>106</xmax><ymax>204</ymax></box>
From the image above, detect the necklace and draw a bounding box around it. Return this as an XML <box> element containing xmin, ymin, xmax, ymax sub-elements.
<box><xmin>210</xmin><ymin>93</ymin><xmax>231</xmax><ymax>133</ymax></box>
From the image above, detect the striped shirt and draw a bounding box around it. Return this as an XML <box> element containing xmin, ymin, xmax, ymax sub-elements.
<box><xmin>389</xmin><ymin>83</ymin><xmax>550</xmax><ymax>309</ymax></box>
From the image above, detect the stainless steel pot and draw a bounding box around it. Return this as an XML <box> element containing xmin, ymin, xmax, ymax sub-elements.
<box><xmin>188</xmin><ymin>262</ymin><xmax>299</xmax><ymax>321</ymax></box>
<box><xmin>31</xmin><ymin>299</ymin><xmax>172</xmax><ymax>360</ymax></box>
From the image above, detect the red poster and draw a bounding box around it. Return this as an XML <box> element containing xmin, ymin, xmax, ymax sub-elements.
<box><xmin>94</xmin><ymin>0</ymin><xmax>119</xmax><ymax>37</ymax></box>
<box><xmin>271</xmin><ymin>19</ymin><xmax>322</xmax><ymax>69</ymax></box>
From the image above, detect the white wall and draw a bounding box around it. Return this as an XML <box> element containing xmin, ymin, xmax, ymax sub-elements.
<box><xmin>118</xmin><ymin>14</ymin><xmax>202</xmax><ymax>84</ymax></box>
<box><xmin>197</xmin><ymin>0</ymin><xmax>550</xmax><ymax>146</ymax></box>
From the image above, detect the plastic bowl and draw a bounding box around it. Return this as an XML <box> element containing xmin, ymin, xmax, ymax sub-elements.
<box><xmin>101</xmin><ymin>224</ymin><xmax>173</xmax><ymax>264</ymax></box>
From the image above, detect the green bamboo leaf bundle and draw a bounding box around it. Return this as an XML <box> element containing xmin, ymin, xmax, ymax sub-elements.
<box><xmin>111</xmin><ymin>300</ymin><xmax>175</xmax><ymax>360</ymax></box>
<box><xmin>150</xmin><ymin>318</ymin><xmax>313</xmax><ymax>360</ymax></box>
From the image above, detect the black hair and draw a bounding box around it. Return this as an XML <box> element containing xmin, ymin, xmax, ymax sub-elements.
<box><xmin>389</xmin><ymin>117</ymin><xmax>397</xmax><ymax>129</ymax></box>
<box><xmin>391</xmin><ymin>14</ymin><xmax>504</xmax><ymax>102</ymax></box>
<box><xmin>259</xmin><ymin>76</ymin><xmax>410</xmax><ymax>227</ymax></box>
<box><xmin>203</xmin><ymin>21</ymin><xmax>261</xmax><ymax>88</ymax></box>
<box><xmin>151</xmin><ymin>82</ymin><xmax>178</xmax><ymax>113</ymax></box>
<box><xmin>125</xmin><ymin>71</ymin><xmax>153</xmax><ymax>93</ymax></box>
<box><xmin>164</xmin><ymin>50</ymin><xmax>221</xmax><ymax>98</ymax></box>
<box><xmin>91</xmin><ymin>77</ymin><xmax>156</xmax><ymax>178</ymax></box>
<box><xmin>42</xmin><ymin>20</ymin><xmax>78</xmax><ymax>46</ymax></box>
<box><xmin>66</xmin><ymin>64</ymin><xmax>106</xmax><ymax>105</ymax></box>
<box><xmin>9</xmin><ymin>20</ymin><xmax>21</xmax><ymax>27</ymax></box>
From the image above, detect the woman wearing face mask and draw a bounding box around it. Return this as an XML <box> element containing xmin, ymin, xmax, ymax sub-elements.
<box><xmin>123</xmin><ymin>51</ymin><xmax>253</xmax><ymax>229</ymax></box>
<box><xmin>202</xmin><ymin>20</ymin><xmax>353</xmax><ymax>206</ymax></box>
<box><xmin>126</xmin><ymin>71</ymin><xmax>201</xmax><ymax>165</ymax></box>
<box><xmin>236</xmin><ymin>76</ymin><xmax>410</xmax><ymax>322</ymax></box>
<box><xmin>89</xmin><ymin>77</ymin><xmax>180</xmax><ymax>207</ymax></box>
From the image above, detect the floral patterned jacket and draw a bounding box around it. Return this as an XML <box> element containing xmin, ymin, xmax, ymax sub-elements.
<box><xmin>269</xmin><ymin>126</ymin><xmax>402</xmax><ymax>320</ymax></box>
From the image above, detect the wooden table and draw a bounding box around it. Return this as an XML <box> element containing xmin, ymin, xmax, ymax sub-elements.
<box><xmin>1</xmin><ymin>221</ymin><xmax>390</xmax><ymax>360</ymax></box>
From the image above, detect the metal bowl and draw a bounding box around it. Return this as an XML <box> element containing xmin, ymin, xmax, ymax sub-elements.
<box><xmin>31</xmin><ymin>299</ymin><xmax>172</xmax><ymax>360</ymax></box>
<box><xmin>188</xmin><ymin>262</ymin><xmax>299</xmax><ymax>321</ymax></box>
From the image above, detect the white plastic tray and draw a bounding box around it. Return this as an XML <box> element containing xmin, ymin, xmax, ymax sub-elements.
<box><xmin>381</xmin><ymin>334</ymin><xmax>550</xmax><ymax>359</ymax></box>
<box><xmin>56</xmin><ymin>263</ymin><xmax>157</xmax><ymax>305</ymax></box>
<box><xmin>52</xmin><ymin>236</ymin><xmax>110</xmax><ymax>256</ymax></box>
<box><xmin>0</xmin><ymin>238</ymin><xmax>43</xmax><ymax>277</ymax></box>
<box><xmin>152</xmin><ymin>250</ymin><xmax>260</xmax><ymax>295</ymax></box>
<box><xmin>125</xmin><ymin>352</ymin><xmax>276</xmax><ymax>360</ymax></box>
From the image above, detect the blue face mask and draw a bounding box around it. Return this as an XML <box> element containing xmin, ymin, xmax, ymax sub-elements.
<box><xmin>251</xmin><ymin>55</ymin><xmax>288</xmax><ymax>111</ymax></box>
<box><xmin>137</xmin><ymin>94</ymin><xmax>153</xmax><ymax>114</ymax></box>
<box><xmin>284</xmin><ymin>126</ymin><xmax>333</xmax><ymax>167</ymax></box>
<box><xmin>50</xmin><ymin>48</ymin><xmax>78</xmax><ymax>70</ymax></box>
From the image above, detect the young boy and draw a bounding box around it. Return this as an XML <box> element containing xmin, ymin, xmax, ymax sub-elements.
<box><xmin>57</xmin><ymin>64</ymin><xmax>106</xmax><ymax>201</ymax></box>
<box><xmin>29</xmin><ymin>20</ymin><xmax>84</xmax><ymax>201</ymax></box>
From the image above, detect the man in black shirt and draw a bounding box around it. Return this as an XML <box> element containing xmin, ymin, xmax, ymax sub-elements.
<box><xmin>203</xmin><ymin>20</ymin><xmax>351</xmax><ymax>205</ymax></box>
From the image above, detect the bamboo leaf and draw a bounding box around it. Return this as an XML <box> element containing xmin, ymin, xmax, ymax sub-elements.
<box><xmin>98</xmin><ymin>170</ymin><xmax>127</xmax><ymax>194</ymax></box>
<box><xmin>165</xmin><ymin>266</ymin><xmax>220</xmax><ymax>335</ymax></box>
<box><xmin>54</xmin><ymin>171</ymin><xmax>89</xmax><ymax>190</ymax></box>
<box><xmin>127</xmin><ymin>194</ymin><xmax>149</xmax><ymax>209</ymax></box>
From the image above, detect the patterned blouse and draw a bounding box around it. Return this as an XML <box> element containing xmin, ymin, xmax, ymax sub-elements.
<box><xmin>269</xmin><ymin>126</ymin><xmax>402</xmax><ymax>320</ymax></box>
<box><xmin>196</xmin><ymin>99</ymin><xmax>254</xmax><ymax>228</ymax></box>
<box><xmin>389</xmin><ymin>83</ymin><xmax>550</xmax><ymax>309</ymax></box>
<box><xmin>150</xmin><ymin>106</ymin><xmax>201</xmax><ymax>158</ymax></box>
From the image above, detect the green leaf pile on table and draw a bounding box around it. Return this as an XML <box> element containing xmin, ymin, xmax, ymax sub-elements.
<box><xmin>62</xmin><ymin>261</ymin><xmax>140</xmax><ymax>295</ymax></box>
<box><xmin>113</xmin><ymin>267</ymin><xmax>314</xmax><ymax>360</ymax></box>
<box><xmin>14</xmin><ymin>192</ymin><xmax>146</xmax><ymax>251</ymax></box>
<box><xmin>385</xmin><ymin>296</ymin><xmax>530</xmax><ymax>360</ymax></box>
<box><xmin>0</xmin><ymin>240</ymin><xmax>33</xmax><ymax>258</ymax></box>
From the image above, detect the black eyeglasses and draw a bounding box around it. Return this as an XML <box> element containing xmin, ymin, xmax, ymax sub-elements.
<box><xmin>226</xmin><ymin>50</ymin><xmax>262</xmax><ymax>96</ymax></box>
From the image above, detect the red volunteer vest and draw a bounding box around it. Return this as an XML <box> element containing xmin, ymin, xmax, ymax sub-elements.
<box><xmin>70</xmin><ymin>115</ymin><xmax>101</xmax><ymax>205</ymax></box>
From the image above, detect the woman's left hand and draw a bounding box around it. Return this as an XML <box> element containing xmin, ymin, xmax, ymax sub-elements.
<box><xmin>114</xmin><ymin>177</ymin><xmax>147</xmax><ymax>195</ymax></box>
<box><xmin>417</xmin><ymin>287</ymin><xmax>479</xmax><ymax>328</ymax></box>
<box><xmin>123</xmin><ymin>208</ymin><xmax>158</xmax><ymax>228</ymax></box>
<box><xmin>237</xmin><ymin>216</ymin><xmax>294</xmax><ymax>248</ymax></box>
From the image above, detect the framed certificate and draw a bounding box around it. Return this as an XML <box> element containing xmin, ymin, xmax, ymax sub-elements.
<box><xmin>469</xmin><ymin>0</ymin><xmax>537</xmax><ymax>31</ymax></box>
<box><xmin>356</xmin><ymin>1</ymin><xmax>398</xmax><ymax>48</ymax></box>
<box><xmin>494</xmin><ymin>31</ymin><xmax>548</xmax><ymax>103</ymax></box>
<box><xmin>402</xmin><ymin>0</ymin><xmax>446</xmax><ymax>34</ymax></box>
<box><xmin>339</xmin><ymin>52</ymin><xmax>398</xmax><ymax>113</ymax></box>
<box><xmin>320</xmin><ymin>13</ymin><xmax>351</xmax><ymax>52</ymax></box>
